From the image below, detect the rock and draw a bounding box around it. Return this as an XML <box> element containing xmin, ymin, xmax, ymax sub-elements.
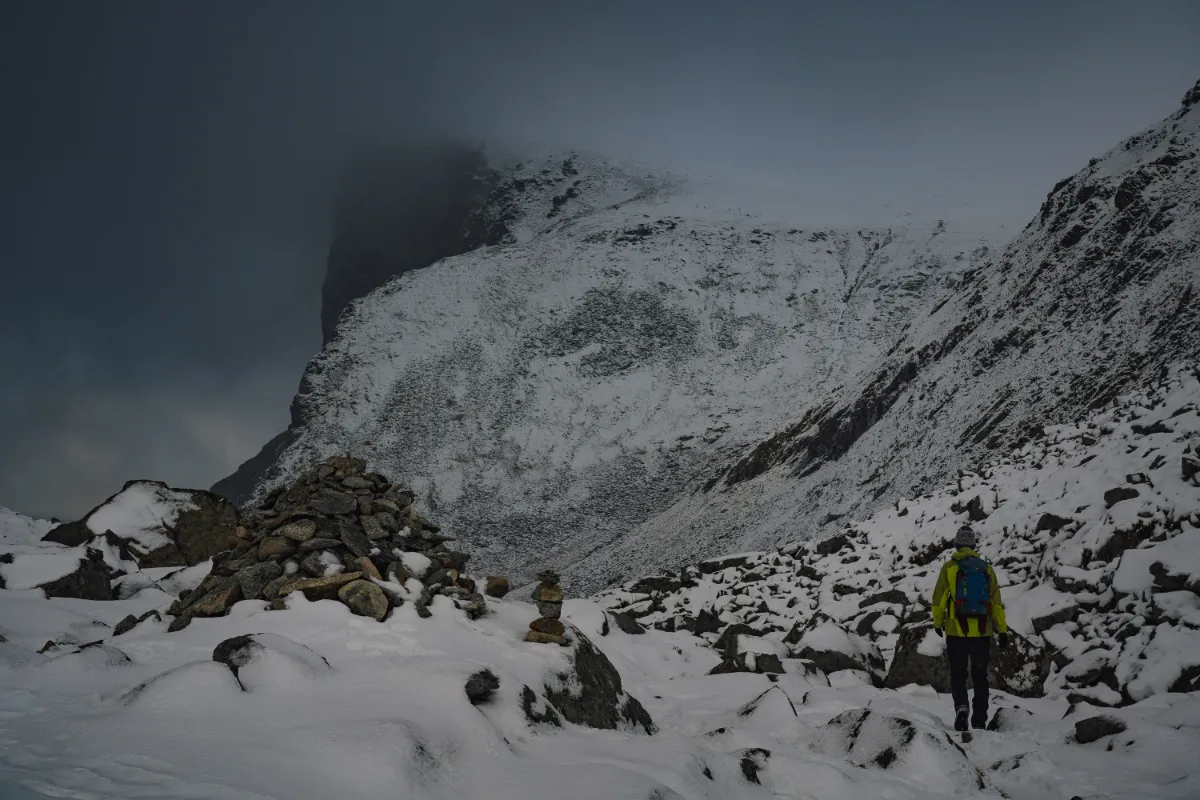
<box><xmin>815</xmin><ymin>533</ymin><xmax>850</xmax><ymax>555</ymax></box>
<box><xmin>338</xmin><ymin>521</ymin><xmax>373</xmax><ymax>558</ymax></box>
<box><xmin>235</xmin><ymin>561</ymin><xmax>284</xmax><ymax>600</ymax></box>
<box><xmin>442</xmin><ymin>551</ymin><xmax>470</xmax><ymax>571</ymax></box>
<box><xmin>279</xmin><ymin>572</ymin><xmax>363</xmax><ymax>602</ymax></box>
<box><xmin>534</xmin><ymin>583</ymin><xmax>564</xmax><ymax>603</ymax></box>
<box><xmin>1036</xmin><ymin>513</ymin><xmax>1075</xmax><ymax>533</ymax></box>
<box><xmin>338</xmin><ymin>580</ymin><xmax>390</xmax><ymax>621</ymax></box>
<box><xmin>355</xmin><ymin>557</ymin><xmax>383</xmax><ymax>581</ymax></box>
<box><xmin>461</xmin><ymin>592</ymin><xmax>487</xmax><ymax>620</ymax></box>
<box><xmin>740</xmin><ymin>749</ymin><xmax>770</xmax><ymax>785</ymax></box>
<box><xmin>794</xmin><ymin>621</ymin><xmax>885</xmax><ymax>679</ymax></box>
<box><xmin>298</xmin><ymin>537</ymin><xmax>343</xmax><ymax>551</ymax></box>
<box><xmin>715</xmin><ymin>623</ymin><xmax>764</xmax><ymax>658</ymax></box>
<box><xmin>1183</xmin><ymin>455</ymin><xmax>1200</xmax><ymax>483</ymax></box>
<box><xmin>710</xmin><ymin>652</ymin><xmax>785</xmax><ymax>675</ymax></box>
<box><xmin>465</xmin><ymin>669</ymin><xmax>500</xmax><ymax>704</ymax></box>
<box><xmin>543</xmin><ymin>631</ymin><xmax>655</xmax><ymax>733</ymax></box>
<box><xmin>885</xmin><ymin>623</ymin><xmax>1051</xmax><ymax>697</ymax></box>
<box><xmin>525</xmin><ymin>631</ymin><xmax>567</xmax><ymax>645</ymax></box>
<box><xmin>188</xmin><ymin>576</ymin><xmax>243</xmax><ymax>617</ymax></box>
<box><xmin>629</xmin><ymin>576</ymin><xmax>683</xmax><ymax>594</ymax></box>
<box><xmin>536</xmin><ymin>600</ymin><xmax>563</xmax><ymax>620</ymax></box>
<box><xmin>693</xmin><ymin>607</ymin><xmax>724</xmax><ymax>636</ymax></box>
<box><xmin>608</xmin><ymin>612</ymin><xmax>645</xmax><ymax>635</ymax></box>
<box><xmin>1032</xmin><ymin>602</ymin><xmax>1080</xmax><ymax>634</ymax></box>
<box><xmin>859</xmin><ymin>589</ymin><xmax>908</xmax><ymax>608</ymax></box>
<box><xmin>698</xmin><ymin>554</ymin><xmax>751</xmax><ymax>574</ymax></box>
<box><xmin>167</xmin><ymin>615</ymin><xmax>192</xmax><ymax>632</ymax></box>
<box><xmin>212</xmin><ymin>632</ymin><xmax>331</xmax><ymax>690</ymax></box>
<box><xmin>278</xmin><ymin>519</ymin><xmax>317</xmax><ymax>542</ymax></box>
<box><xmin>341</xmin><ymin>475</ymin><xmax>374</xmax><ymax>490</ymax></box>
<box><xmin>425</xmin><ymin>568</ymin><xmax>451</xmax><ymax>587</ymax></box>
<box><xmin>1074</xmin><ymin>715</ymin><xmax>1127</xmax><ymax>744</ymax></box>
<box><xmin>113</xmin><ymin>614</ymin><xmax>139</xmax><ymax>637</ymax></box>
<box><xmin>325</xmin><ymin>455</ymin><xmax>366</xmax><ymax>475</ymax></box>
<box><xmin>360</xmin><ymin>514</ymin><xmax>387</xmax><ymax>540</ymax></box>
<box><xmin>1104</xmin><ymin>487</ymin><xmax>1140</xmax><ymax>508</ymax></box>
<box><xmin>38</xmin><ymin>548</ymin><xmax>111</xmax><ymax>601</ymax></box>
<box><xmin>40</xmin><ymin>519</ymin><xmax>92</xmax><ymax>547</ymax></box>
<box><xmin>310</xmin><ymin>489</ymin><xmax>358</xmax><ymax>516</ymax></box>
<box><xmin>300</xmin><ymin>551</ymin><xmax>329</xmax><ymax>577</ymax></box>
<box><xmin>966</xmin><ymin>495</ymin><xmax>988</xmax><ymax>521</ymax></box>
<box><xmin>530</xmin><ymin>617</ymin><xmax>567</xmax><ymax>636</ymax></box>
<box><xmin>257</xmin><ymin>536</ymin><xmax>297</xmax><ymax>561</ymax></box>
<box><xmin>374</xmin><ymin>511</ymin><xmax>400</xmax><ymax>533</ymax></box>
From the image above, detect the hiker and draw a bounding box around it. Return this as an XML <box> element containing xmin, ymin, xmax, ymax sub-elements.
<box><xmin>931</xmin><ymin>525</ymin><xmax>1009</xmax><ymax>731</ymax></box>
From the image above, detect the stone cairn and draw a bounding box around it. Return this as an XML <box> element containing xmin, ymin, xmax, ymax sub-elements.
<box><xmin>167</xmin><ymin>455</ymin><xmax>508</xmax><ymax>631</ymax></box>
<box><xmin>525</xmin><ymin>569</ymin><xmax>567</xmax><ymax>645</ymax></box>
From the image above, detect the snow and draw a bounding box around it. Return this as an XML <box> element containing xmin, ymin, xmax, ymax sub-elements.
<box><xmin>0</xmin><ymin>506</ymin><xmax>54</xmax><ymax>546</ymax></box>
<box><xmin>916</xmin><ymin>629</ymin><xmax>945</xmax><ymax>658</ymax></box>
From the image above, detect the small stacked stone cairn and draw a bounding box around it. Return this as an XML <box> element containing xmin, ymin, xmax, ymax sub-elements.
<box><xmin>166</xmin><ymin>455</ymin><xmax>493</xmax><ymax>630</ymax></box>
<box><xmin>525</xmin><ymin>569</ymin><xmax>567</xmax><ymax>645</ymax></box>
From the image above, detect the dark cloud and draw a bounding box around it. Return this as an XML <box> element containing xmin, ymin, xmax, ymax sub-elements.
<box><xmin>2</xmin><ymin>1</ymin><xmax>1198</xmax><ymax>519</ymax></box>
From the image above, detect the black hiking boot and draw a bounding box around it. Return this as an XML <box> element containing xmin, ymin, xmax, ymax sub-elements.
<box><xmin>954</xmin><ymin>707</ymin><xmax>969</xmax><ymax>732</ymax></box>
<box><xmin>971</xmin><ymin>712</ymin><xmax>987</xmax><ymax>730</ymax></box>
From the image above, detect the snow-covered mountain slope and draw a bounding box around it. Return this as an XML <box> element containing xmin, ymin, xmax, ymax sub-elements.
<box><xmin>0</xmin><ymin>506</ymin><xmax>53</xmax><ymax>547</ymax></box>
<box><xmin>224</xmin><ymin>154</ymin><xmax>992</xmax><ymax>586</ymax></box>
<box><xmin>599</xmin><ymin>364</ymin><xmax>1200</xmax><ymax>709</ymax></box>
<box><xmin>583</xmin><ymin>79</ymin><xmax>1200</xmax><ymax>583</ymax></box>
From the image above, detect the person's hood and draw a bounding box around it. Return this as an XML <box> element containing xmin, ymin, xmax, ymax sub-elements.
<box><xmin>951</xmin><ymin>547</ymin><xmax>982</xmax><ymax>561</ymax></box>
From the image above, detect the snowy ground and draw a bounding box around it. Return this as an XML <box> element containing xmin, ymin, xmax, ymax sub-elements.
<box><xmin>1</xmin><ymin>581</ymin><xmax>1197</xmax><ymax>798</ymax></box>
<box><xmin>4</xmin><ymin>358</ymin><xmax>1200</xmax><ymax>800</ymax></box>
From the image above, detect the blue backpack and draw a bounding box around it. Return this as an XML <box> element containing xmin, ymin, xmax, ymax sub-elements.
<box><xmin>954</xmin><ymin>556</ymin><xmax>992</xmax><ymax>620</ymax></box>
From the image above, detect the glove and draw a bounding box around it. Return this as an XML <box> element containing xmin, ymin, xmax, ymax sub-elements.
<box><xmin>997</xmin><ymin>633</ymin><xmax>1009</xmax><ymax>650</ymax></box>
<box><xmin>934</xmin><ymin>628</ymin><xmax>944</xmax><ymax>638</ymax></box>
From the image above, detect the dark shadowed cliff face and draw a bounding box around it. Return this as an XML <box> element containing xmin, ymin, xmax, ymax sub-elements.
<box><xmin>320</xmin><ymin>143</ymin><xmax>502</xmax><ymax>344</ymax></box>
<box><xmin>214</xmin><ymin>143</ymin><xmax>504</xmax><ymax>504</ymax></box>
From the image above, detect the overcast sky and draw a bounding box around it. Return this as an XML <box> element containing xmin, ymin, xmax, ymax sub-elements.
<box><xmin>2</xmin><ymin>1</ymin><xmax>1197</xmax><ymax>520</ymax></box>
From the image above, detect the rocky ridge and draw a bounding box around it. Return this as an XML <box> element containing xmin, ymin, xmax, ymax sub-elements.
<box><xmin>594</xmin><ymin>78</ymin><xmax>1200</xmax><ymax>583</ymax></box>
<box><xmin>598</xmin><ymin>363</ymin><xmax>1200</xmax><ymax>707</ymax></box>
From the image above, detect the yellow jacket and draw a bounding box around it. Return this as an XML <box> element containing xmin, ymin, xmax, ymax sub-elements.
<box><xmin>931</xmin><ymin>548</ymin><xmax>1008</xmax><ymax>637</ymax></box>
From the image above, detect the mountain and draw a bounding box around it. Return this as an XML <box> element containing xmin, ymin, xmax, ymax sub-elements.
<box><xmin>1</xmin><ymin>368</ymin><xmax>1197</xmax><ymax>798</ymax></box>
<box><xmin>216</xmin><ymin>154</ymin><xmax>994</xmax><ymax>586</ymax></box>
<box><xmin>575</xmin><ymin>78</ymin><xmax>1200</xmax><ymax>586</ymax></box>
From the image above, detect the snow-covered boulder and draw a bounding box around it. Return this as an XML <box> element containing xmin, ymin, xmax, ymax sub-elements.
<box><xmin>542</xmin><ymin>629</ymin><xmax>656</xmax><ymax>734</ymax></box>
<box><xmin>212</xmin><ymin>632</ymin><xmax>333</xmax><ymax>692</ymax></box>
<box><xmin>885</xmin><ymin>623</ymin><xmax>1051</xmax><ymax>697</ymax></box>
<box><xmin>43</xmin><ymin>480</ymin><xmax>241</xmax><ymax>568</ymax></box>
<box><xmin>809</xmin><ymin>708</ymin><xmax>989</xmax><ymax>793</ymax></box>
<box><xmin>794</xmin><ymin>621</ymin><xmax>885</xmax><ymax>681</ymax></box>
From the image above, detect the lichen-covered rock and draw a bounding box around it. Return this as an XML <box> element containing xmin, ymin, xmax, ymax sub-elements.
<box><xmin>236</xmin><ymin>561</ymin><xmax>284</xmax><ymax>601</ymax></box>
<box><xmin>338</xmin><ymin>579</ymin><xmax>390</xmax><ymax>621</ymax></box>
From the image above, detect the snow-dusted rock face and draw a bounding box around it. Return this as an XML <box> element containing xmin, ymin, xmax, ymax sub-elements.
<box><xmin>613</xmin><ymin>82</ymin><xmax>1200</xmax><ymax>580</ymax></box>
<box><xmin>599</xmin><ymin>364</ymin><xmax>1200</xmax><ymax>707</ymax></box>
<box><xmin>219</xmin><ymin>153</ymin><xmax>991</xmax><ymax>587</ymax></box>
<box><xmin>43</xmin><ymin>480</ymin><xmax>241</xmax><ymax>568</ymax></box>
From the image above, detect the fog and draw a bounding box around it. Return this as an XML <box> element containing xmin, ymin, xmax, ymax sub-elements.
<box><xmin>2</xmin><ymin>0</ymin><xmax>1197</xmax><ymax>519</ymax></box>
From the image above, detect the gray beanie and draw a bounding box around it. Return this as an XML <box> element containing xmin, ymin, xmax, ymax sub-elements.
<box><xmin>954</xmin><ymin>525</ymin><xmax>978</xmax><ymax>549</ymax></box>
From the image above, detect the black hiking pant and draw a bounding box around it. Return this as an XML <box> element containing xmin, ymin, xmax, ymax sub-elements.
<box><xmin>946</xmin><ymin>635</ymin><xmax>990</xmax><ymax>717</ymax></box>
